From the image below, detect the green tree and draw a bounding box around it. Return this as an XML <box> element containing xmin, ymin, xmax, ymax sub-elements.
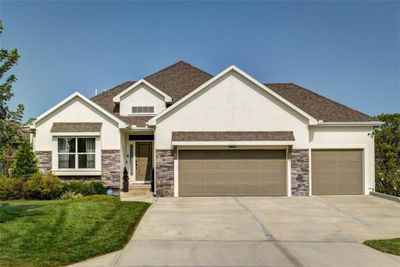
<box><xmin>10</xmin><ymin>141</ymin><xmax>39</xmax><ymax>179</ymax></box>
<box><xmin>375</xmin><ymin>113</ymin><xmax>400</xmax><ymax>171</ymax></box>
<box><xmin>374</xmin><ymin>113</ymin><xmax>400</xmax><ymax>196</ymax></box>
<box><xmin>0</xmin><ymin>20</ymin><xmax>23</xmax><ymax>175</ymax></box>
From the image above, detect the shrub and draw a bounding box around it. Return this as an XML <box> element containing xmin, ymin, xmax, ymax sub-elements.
<box><xmin>23</xmin><ymin>173</ymin><xmax>64</xmax><ymax>200</ymax></box>
<box><xmin>62</xmin><ymin>181</ymin><xmax>105</xmax><ymax>196</ymax></box>
<box><xmin>0</xmin><ymin>176</ymin><xmax>24</xmax><ymax>200</ymax></box>
<box><xmin>375</xmin><ymin>169</ymin><xmax>400</xmax><ymax>197</ymax></box>
<box><xmin>60</xmin><ymin>190</ymin><xmax>82</xmax><ymax>200</ymax></box>
<box><xmin>75</xmin><ymin>195</ymin><xmax>119</xmax><ymax>201</ymax></box>
<box><xmin>10</xmin><ymin>141</ymin><xmax>39</xmax><ymax>179</ymax></box>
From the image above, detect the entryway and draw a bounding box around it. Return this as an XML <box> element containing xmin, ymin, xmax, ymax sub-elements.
<box><xmin>127</xmin><ymin>140</ymin><xmax>153</xmax><ymax>183</ymax></box>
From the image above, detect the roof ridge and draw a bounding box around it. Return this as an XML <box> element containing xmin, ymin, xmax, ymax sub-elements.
<box><xmin>91</xmin><ymin>80</ymin><xmax>135</xmax><ymax>100</ymax></box>
<box><xmin>144</xmin><ymin>60</ymin><xmax>213</xmax><ymax>80</ymax></box>
<box><xmin>266</xmin><ymin>82</ymin><xmax>374</xmax><ymax>121</ymax></box>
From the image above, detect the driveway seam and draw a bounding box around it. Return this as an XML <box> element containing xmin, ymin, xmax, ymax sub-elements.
<box><xmin>233</xmin><ymin>197</ymin><xmax>305</xmax><ymax>267</ymax></box>
<box><xmin>314</xmin><ymin>198</ymin><xmax>389</xmax><ymax>237</ymax></box>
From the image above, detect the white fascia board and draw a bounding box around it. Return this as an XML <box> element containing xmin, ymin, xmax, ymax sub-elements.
<box><xmin>34</xmin><ymin>92</ymin><xmax>127</xmax><ymax>128</ymax></box>
<box><xmin>172</xmin><ymin>141</ymin><xmax>295</xmax><ymax>146</ymax></box>
<box><xmin>112</xmin><ymin>79</ymin><xmax>172</xmax><ymax>103</ymax></box>
<box><xmin>148</xmin><ymin>65</ymin><xmax>318</xmax><ymax>126</ymax></box>
<box><xmin>315</xmin><ymin>121</ymin><xmax>384</xmax><ymax>127</ymax></box>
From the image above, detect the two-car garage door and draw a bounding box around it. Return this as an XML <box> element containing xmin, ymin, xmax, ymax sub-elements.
<box><xmin>178</xmin><ymin>150</ymin><xmax>286</xmax><ymax>197</ymax></box>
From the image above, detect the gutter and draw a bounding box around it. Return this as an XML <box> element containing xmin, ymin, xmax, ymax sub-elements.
<box><xmin>315</xmin><ymin>121</ymin><xmax>384</xmax><ymax>127</ymax></box>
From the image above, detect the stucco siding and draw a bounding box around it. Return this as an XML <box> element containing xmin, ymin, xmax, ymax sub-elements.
<box><xmin>310</xmin><ymin>126</ymin><xmax>375</xmax><ymax>195</ymax></box>
<box><xmin>35</xmin><ymin>97</ymin><xmax>121</xmax><ymax>151</ymax></box>
<box><xmin>155</xmin><ymin>72</ymin><xmax>310</xmax><ymax>149</ymax></box>
<box><xmin>119</xmin><ymin>84</ymin><xmax>166</xmax><ymax>116</ymax></box>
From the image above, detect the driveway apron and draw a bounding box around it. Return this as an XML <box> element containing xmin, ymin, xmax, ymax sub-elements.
<box><xmin>72</xmin><ymin>196</ymin><xmax>400</xmax><ymax>267</ymax></box>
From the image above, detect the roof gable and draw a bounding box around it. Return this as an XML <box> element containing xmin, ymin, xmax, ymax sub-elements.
<box><xmin>35</xmin><ymin>92</ymin><xmax>127</xmax><ymax>128</ymax></box>
<box><xmin>148</xmin><ymin>65</ymin><xmax>318</xmax><ymax>126</ymax></box>
<box><xmin>112</xmin><ymin>79</ymin><xmax>172</xmax><ymax>103</ymax></box>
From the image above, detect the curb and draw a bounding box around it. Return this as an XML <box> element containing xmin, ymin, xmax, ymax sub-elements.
<box><xmin>370</xmin><ymin>191</ymin><xmax>400</xmax><ymax>203</ymax></box>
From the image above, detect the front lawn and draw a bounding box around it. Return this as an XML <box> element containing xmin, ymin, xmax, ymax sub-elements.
<box><xmin>364</xmin><ymin>238</ymin><xmax>400</xmax><ymax>256</ymax></box>
<box><xmin>0</xmin><ymin>199</ymin><xmax>150</xmax><ymax>267</ymax></box>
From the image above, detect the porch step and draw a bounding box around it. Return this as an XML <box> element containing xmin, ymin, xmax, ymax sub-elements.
<box><xmin>125</xmin><ymin>184</ymin><xmax>152</xmax><ymax>197</ymax></box>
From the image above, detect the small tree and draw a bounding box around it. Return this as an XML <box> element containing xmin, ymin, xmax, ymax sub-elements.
<box><xmin>374</xmin><ymin>113</ymin><xmax>400</xmax><ymax>196</ymax></box>
<box><xmin>375</xmin><ymin>113</ymin><xmax>400</xmax><ymax>172</ymax></box>
<box><xmin>0</xmin><ymin>20</ymin><xmax>24</xmax><ymax>175</ymax></box>
<box><xmin>10</xmin><ymin>141</ymin><xmax>39</xmax><ymax>179</ymax></box>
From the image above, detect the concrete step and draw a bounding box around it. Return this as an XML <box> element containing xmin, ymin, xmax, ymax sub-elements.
<box><xmin>124</xmin><ymin>184</ymin><xmax>153</xmax><ymax>197</ymax></box>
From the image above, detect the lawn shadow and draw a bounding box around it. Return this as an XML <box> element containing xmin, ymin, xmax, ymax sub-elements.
<box><xmin>0</xmin><ymin>203</ymin><xmax>45</xmax><ymax>223</ymax></box>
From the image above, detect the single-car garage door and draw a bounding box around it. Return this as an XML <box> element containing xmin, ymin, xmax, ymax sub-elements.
<box><xmin>178</xmin><ymin>150</ymin><xmax>286</xmax><ymax>197</ymax></box>
<box><xmin>312</xmin><ymin>150</ymin><xmax>363</xmax><ymax>195</ymax></box>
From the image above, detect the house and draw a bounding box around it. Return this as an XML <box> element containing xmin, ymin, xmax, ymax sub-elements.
<box><xmin>31</xmin><ymin>61</ymin><xmax>382</xmax><ymax>197</ymax></box>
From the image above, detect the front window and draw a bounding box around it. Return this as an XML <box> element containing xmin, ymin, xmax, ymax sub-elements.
<box><xmin>58</xmin><ymin>138</ymin><xmax>95</xmax><ymax>169</ymax></box>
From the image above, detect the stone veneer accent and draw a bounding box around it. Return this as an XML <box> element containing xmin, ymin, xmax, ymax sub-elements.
<box><xmin>290</xmin><ymin>149</ymin><xmax>310</xmax><ymax>196</ymax></box>
<box><xmin>36</xmin><ymin>151</ymin><xmax>52</xmax><ymax>173</ymax></box>
<box><xmin>156</xmin><ymin>150</ymin><xmax>174</xmax><ymax>197</ymax></box>
<box><xmin>101</xmin><ymin>150</ymin><xmax>121</xmax><ymax>188</ymax></box>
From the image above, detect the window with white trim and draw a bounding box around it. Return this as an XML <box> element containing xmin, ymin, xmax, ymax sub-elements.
<box><xmin>132</xmin><ymin>106</ymin><xmax>154</xmax><ymax>114</ymax></box>
<box><xmin>58</xmin><ymin>138</ymin><xmax>96</xmax><ymax>169</ymax></box>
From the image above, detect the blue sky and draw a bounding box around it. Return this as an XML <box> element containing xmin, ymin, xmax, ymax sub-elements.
<box><xmin>1</xmin><ymin>1</ymin><xmax>399</xmax><ymax>121</ymax></box>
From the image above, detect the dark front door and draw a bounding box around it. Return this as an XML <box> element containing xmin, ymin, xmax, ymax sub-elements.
<box><xmin>135</xmin><ymin>142</ymin><xmax>152</xmax><ymax>181</ymax></box>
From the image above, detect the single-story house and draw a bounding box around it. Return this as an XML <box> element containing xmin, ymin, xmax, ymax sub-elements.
<box><xmin>31</xmin><ymin>61</ymin><xmax>382</xmax><ymax>197</ymax></box>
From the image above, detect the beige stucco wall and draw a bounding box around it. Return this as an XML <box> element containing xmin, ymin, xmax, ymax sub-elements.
<box><xmin>155</xmin><ymin>71</ymin><xmax>310</xmax><ymax>149</ymax></box>
<box><xmin>309</xmin><ymin>126</ymin><xmax>375</xmax><ymax>194</ymax></box>
<box><xmin>34</xmin><ymin>96</ymin><xmax>123</xmax><ymax>175</ymax></box>
<box><xmin>35</xmin><ymin>97</ymin><xmax>121</xmax><ymax>150</ymax></box>
<box><xmin>119</xmin><ymin>84</ymin><xmax>166</xmax><ymax>116</ymax></box>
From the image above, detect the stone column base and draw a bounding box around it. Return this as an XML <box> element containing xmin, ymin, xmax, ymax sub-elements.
<box><xmin>156</xmin><ymin>150</ymin><xmax>174</xmax><ymax>197</ymax></box>
<box><xmin>290</xmin><ymin>149</ymin><xmax>310</xmax><ymax>196</ymax></box>
<box><xmin>101</xmin><ymin>150</ymin><xmax>121</xmax><ymax>188</ymax></box>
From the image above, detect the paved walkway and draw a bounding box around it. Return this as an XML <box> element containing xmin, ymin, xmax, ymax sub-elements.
<box><xmin>71</xmin><ymin>196</ymin><xmax>400</xmax><ymax>267</ymax></box>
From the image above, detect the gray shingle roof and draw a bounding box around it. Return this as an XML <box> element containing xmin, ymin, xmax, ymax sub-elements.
<box><xmin>172</xmin><ymin>131</ymin><xmax>295</xmax><ymax>142</ymax></box>
<box><xmin>91</xmin><ymin>61</ymin><xmax>375</xmax><ymax>125</ymax></box>
<box><xmin>51</xmin><ymin>122</ymin><xmax>102</xmax><ymax>132</ymax></box>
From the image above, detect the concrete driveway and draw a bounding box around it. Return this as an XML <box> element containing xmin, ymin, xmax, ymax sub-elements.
<box><xmin>73</xmin><ymin>196</ymin><xmax>400</xmax><ymax>267</ymax></box>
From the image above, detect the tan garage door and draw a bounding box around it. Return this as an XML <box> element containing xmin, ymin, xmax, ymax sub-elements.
<box><xmin>178</xmin><ymin>150</ymin><xmax>286</xmax><ymax>197</ymax></box>
<box><xmin>312</xmin><ymin>150</ymin><xmax>362</xmax><ymax>195</ymax></box>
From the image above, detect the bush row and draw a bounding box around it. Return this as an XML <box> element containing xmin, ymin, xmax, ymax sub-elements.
<box><xmin>375</xmin><ymin>169</ymin><xmax>400</xmax><ymax>197</ymax></box>
<box><xmin>0</xmin><ymin>173</ymin><xmax>106</xmax><ymax>200</ymax></box>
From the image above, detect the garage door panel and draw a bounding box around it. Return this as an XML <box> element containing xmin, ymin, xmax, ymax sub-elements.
<box><xmin>312</xmin><ymin>150</ymin><xmax>362</xmax><ymax>195</ymax></box>
<box><xmin>179</xmin><ymin>150</ymin><xmax>286</xmax><ymax>197</ymax></box>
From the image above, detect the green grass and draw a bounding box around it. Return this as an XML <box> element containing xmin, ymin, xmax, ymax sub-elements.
<box><xmin>0</xmin><ymin>199</ymin><xmax>150</xmax><ymax>267</ymax></box>
<box><xmin>364</xmin><ymin>238</ymin><xmax>400</xmax><ymax>256</ymax></box>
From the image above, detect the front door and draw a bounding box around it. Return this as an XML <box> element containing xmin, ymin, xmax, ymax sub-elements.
<box><xmin>135</xmin><ymin>142</ymin><xmax>152</xmax><ymax>182</ymax></box>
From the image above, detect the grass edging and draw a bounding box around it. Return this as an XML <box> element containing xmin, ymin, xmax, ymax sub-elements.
<box><xmin>364</xmin><ymin>238</ymin><xmax>400</xmax><ymax>256</ymax></box>
<box><xmin>370</xmin><ymin>191</ymin><xmax>400</xmax><ymax>203</ymax></box>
